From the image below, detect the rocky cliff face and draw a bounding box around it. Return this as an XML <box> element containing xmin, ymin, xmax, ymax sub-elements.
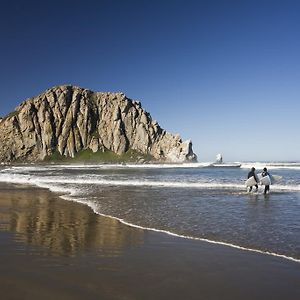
<box><xmin>0</xmin><ymin>85</ymin><xmax>197</xmax><ymax>163</ymax></box>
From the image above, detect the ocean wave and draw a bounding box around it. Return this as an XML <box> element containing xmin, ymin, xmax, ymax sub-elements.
<box><xmin>241</xmin><ymin>162</ymin><xmax>300</xmax><ymax>170</ymax></box>
<box><xmin>0</xmin><ymin>172</ymin><xmax>300</xmax><ymax>192</ymax></box>
<box><xmin>3</xmin><ymin>161</ymin><xmax>300</xmax><ymax>173</ymax></box>
<box><xmin>0</xmin><ymin>173</ymin><xmax>241</xmax><ymax>189</ymax></box>
<box><xmin>6</xmin><ymin>162</ymin><xmax>211</xmax><ymax>171</ymax></box>
<box><xmin>121</xmin><ymin>162</ymin><xmax>212</xmax><ymax>168</ymax></box>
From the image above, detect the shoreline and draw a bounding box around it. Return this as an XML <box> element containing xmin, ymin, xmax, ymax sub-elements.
<box><xmin>62</xmin><ymin>191</ymin><xmax>300</xmax><ymax>264</ymax></box>
<box><xmin>0</xmin><ymin>182</ymin><xmax>300</xmax><ymax>299</ymax></box>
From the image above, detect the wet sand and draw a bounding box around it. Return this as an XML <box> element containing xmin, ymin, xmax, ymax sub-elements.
<box><xmin>0</xmin><ymin>183</ymin><xmax>299</xmax><ymax>300</ymax></box>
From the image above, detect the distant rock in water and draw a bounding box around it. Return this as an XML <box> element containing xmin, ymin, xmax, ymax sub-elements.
<box><xmin>0</xmin><ymin>85</ymin><xmax>197</xmax><ymax>163</ymax></box>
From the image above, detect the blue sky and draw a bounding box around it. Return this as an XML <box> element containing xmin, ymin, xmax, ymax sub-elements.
<box><xmin>0</xmin><ymin>0</ymin><xmax>299</xmax><ymax>161</ymax></box>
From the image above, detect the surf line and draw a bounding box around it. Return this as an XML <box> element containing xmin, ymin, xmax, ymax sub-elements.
<box><xmin>1</xmin><ymin>172</ymin><xmax>300</xmax><ymax>192</ymax></box>
<box><xmin>59</xmin><ymin>194</ymin><xmax>300</xmax><ymax>264</ymax></box>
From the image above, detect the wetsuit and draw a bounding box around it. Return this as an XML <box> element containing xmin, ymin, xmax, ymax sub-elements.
<box><xmin>262</xmin><ymin>170</ymin><xmax>270</xmax><ymax>194</ymax></box>
<box><xmin>247</xmin><ymin>170</ymin><xmax>258</xmax><ymax>192</ymax></box>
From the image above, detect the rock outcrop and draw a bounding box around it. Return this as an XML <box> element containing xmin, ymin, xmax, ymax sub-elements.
<box><xmin>0</xmin><ymin>85</ymin><xmax>197</xmax><ymax>163</ymax></box>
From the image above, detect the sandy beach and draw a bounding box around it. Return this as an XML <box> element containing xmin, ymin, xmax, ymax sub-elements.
<box><xmin>0</xmin><ymin>182</ymin><xmax>299</xmax><ymax>300</ymax></box>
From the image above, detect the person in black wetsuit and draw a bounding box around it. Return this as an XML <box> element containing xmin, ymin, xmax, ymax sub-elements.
<box><xmin>261</xmin><ymin>167</ymin><xmax>270</xmax><ymax>194</ymax></box>
<box><xmin>247</xmin><ymin>167</ymin><xmax>258</xmax><ymax>192</ymax></box>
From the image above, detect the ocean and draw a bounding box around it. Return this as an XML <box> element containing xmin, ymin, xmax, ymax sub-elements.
<box><xmin>0</xmin><ymin>162</ymin><xmax>299</xmax><ymax>262</ymax></box>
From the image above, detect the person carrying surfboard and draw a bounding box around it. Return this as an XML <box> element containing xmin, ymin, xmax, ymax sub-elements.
<box><xmin>247</xmin><ymin>167</ymin><xmax>258</xmax><ymax>192</ymax></box>
<box><xmin>261</xmin><ymin>167</ymin><xmax>270</xmax><ymax>194</ymax></box>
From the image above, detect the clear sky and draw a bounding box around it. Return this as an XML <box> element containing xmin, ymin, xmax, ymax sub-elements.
<box><xmin>0</xmin><ymin>0</ymin><xmax>299</xmax><ymax>162</ymax></box>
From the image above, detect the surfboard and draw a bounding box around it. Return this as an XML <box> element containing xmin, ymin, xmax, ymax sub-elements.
<box><xmin>245</xmin><ymin>176</ymin><xmax>257</xmax><ymax>187</ymax></box>
<box><xmin>257</xmin><ymin>173</ymin><xmax>282</xmax><ymax>185</ymax></box>
<box><xmin>260</xmin><ymin>175</ymin><xmax>271</xmax><ymax>185</ymax></box>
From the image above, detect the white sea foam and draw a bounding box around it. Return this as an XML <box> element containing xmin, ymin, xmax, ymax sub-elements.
<box><xmin>48</xmin><ymin>161</ymin><xmax>300</xmax><ymax>171</ymax></box>
<box><xmin>241</xmin><ymin>162</ymin><xmax>300</xmax><ymax>170</ymax></box>
<box><xmin>4</xmin><ymin>161</ymin><xmax>300</xmax><ymax>172</ymax></box>
<box><xmin>0</xmin><ymin>173</ymin><xmax>240</xmax><ymax>189</ymax></box>
<box><xmin>0</xmin><ymin>172</ymin><xmax>300</xmax><ymax>192</ymax></box>
<box><xmin>7</xmin><ymin>163</ymin><xmax>208</xmax><ymax>171</ymax></box>
<box><xmin>1</xmin><ymin>162</ymin><xmax>221</xmax><ymax>172</ymax></box>
<box><xmin>34</xmin><ymin>182</ymin><xmax>79</xmax><ymax>196</ymax></box>
<box><xmin>123</xmin><ymin>162</ymin><xmax>212</xmax><ymax>168</ymax></box>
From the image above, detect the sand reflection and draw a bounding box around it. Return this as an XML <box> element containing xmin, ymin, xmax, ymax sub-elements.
<box><xmin>0</xmin><ymin>184</ymin><xmax>145</xmax><ymax>256</ymax></box>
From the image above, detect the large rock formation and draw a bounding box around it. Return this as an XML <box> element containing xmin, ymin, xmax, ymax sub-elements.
<box><xmin>0</xmin><ymin>85</ymin><xmax>197</xmax><ymax>163</ymax></box>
